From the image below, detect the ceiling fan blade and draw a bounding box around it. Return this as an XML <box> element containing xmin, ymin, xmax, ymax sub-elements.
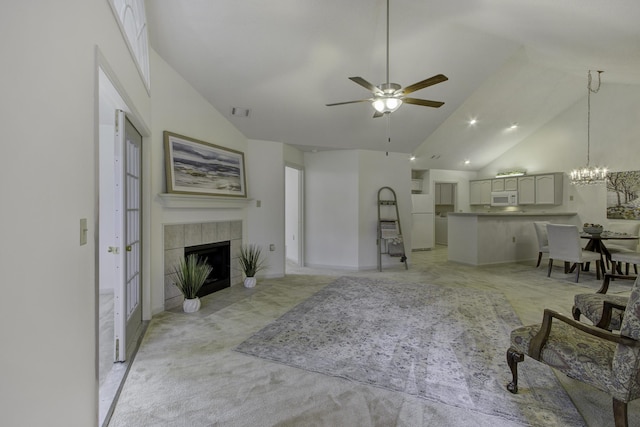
<box><xmin>349</xmin><ymin>77</ymin><xmax>384</xmax><ymax>95</ymax></box>
<box><xmin>400</xmin><ymin>74</ymin><xmax>448</xmax><ymax>95</ymax></box>
<box><xmin>403</xmin><ymin>98</ymin><xmax>445</xmax><ymax>108</ymax></box>
<box><xmin>373</xmin><ymin>110</ymin><xmax>384</xmax><ymax>118</ymax></box>
<box><xmin>326</xmin><ymin>99</ymin><xmax>371</xmax><ymax>107</ymax></box>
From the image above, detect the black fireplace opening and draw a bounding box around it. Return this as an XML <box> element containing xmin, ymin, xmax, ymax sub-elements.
<box><xmin>184</xmin><ymin>241</ymin><xmax>231</xmax><ymax>298</ymax></box>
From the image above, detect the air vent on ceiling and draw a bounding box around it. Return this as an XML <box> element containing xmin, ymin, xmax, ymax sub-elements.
<box><xmin>231</xmin><ymin>107</ymin><xmax>251</xmax><ymax>118</ymax></box>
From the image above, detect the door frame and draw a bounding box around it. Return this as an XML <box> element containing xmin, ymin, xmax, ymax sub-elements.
<box><xmin>96</xmin><ymin>48</ymin><xmax>151</xmax><ymax>427</ymax></box>
<box><xmin>285</xmin><ymin>164</ymin><xmax>304</xmax><ymax>268</ymax></box>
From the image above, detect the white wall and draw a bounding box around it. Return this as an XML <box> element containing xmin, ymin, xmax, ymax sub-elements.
<box><xmin>304</xmin><ymin>150</ymin><xmax>413</xmax><ymax>270</ymax></box>
<box><xmin>478</xmin><ymin>82</ymin><xmax>640</xmax><ymax>227</ymax></box>
<box><xmin>246</xmin><ymin>140</ymin><xmax>286</xmax><ymax>278</ymax></box>
<box><xmin>0</xmin><ymin>1</ymin><xmax>151</xmax><ymax>425</ymax></box>
<box><xmin>357</xmin><ymin>151</ymin><xmax>413</xmax><ymax>269</ymax></box>
<box><xmin>305</xmin><ymin>151</ymin><xmax>360</xmax><ymax>269</ymax></box>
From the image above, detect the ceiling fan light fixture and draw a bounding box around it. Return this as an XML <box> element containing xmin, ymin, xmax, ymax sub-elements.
<box><xmin>373</xmin><ymin>96</ymin><xmax>403</xmax><ymax>113</ymax></box>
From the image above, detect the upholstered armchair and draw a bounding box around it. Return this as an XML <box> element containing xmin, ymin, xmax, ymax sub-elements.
<box><xmin>572</xmin><ymin>273</ymin><xmax>635</xmax><ymax>331</ymax></box>
<box><xmin>506</xmin><ymin>275</ymin><xmax>640</xmax><ymax>427</ymax></box>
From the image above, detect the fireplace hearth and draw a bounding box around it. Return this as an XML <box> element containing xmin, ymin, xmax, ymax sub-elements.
<box><xmin>184</xmin><ymin>241</ymin><xmax>231</xmax><ymax>297</ymax></box>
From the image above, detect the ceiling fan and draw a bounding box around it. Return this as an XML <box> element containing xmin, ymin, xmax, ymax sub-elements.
<box><xmin>326</xmin><ymin>0</ymin><xmax>448</xmax><ymax>118</ymax></box>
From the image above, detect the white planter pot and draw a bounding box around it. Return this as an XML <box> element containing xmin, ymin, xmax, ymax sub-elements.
<box><xmin>244</xmin><ymin>277</ymin><xmax>257</xmax><ymax>288</ymax></box>
<box><xmin>183</xmin><ymin>297</ymin><xmax>201</xmax><ymax>313</ymax></box>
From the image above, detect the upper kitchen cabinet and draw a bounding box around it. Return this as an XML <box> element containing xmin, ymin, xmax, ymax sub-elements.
<box><xmin>471</xmin><ymin>173</ymin><xmax>564</xmax><ymax>206</ymax></box>
<box><xmin>518</xmin><ymin>173</ymin><xmax>564</xmax><ymax>205</ymax></box>
<box><xmin>535</xmin><ymin>173</ymin><xmax>563</xmax><ymax>205</ymax></box>
<box><xmin>504</xmin><ymin>177</ymin><xmax>518</xmax><ymax>191</ymax></box>
<box><xmin>435</xmin><ymin>183</ymin><xmax>454</xmax><ymax>205</ymax></box>
<box><xmin>517</xmin><ymin>176</ymin><xmax>536</xmax><ymax>204</ymax></box>
<box><xmin>470</xmin><ymin>179</ymin><xmax>492</xmax><ymax>205</ymax></box>
<box><xmin>491</xmin><ymin>177</ymin><xmax>518</xmax><ymax>192</ymax></box>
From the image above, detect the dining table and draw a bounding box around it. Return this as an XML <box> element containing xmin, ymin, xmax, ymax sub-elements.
<box><xmin>580</xmin><ymin>230</ymin><xmax>639</xmax><ymax>272</ymax></box>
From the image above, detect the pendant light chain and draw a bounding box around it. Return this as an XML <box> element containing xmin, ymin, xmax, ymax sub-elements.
<box><xmin>571</xmin><ymin>70</ymin><xmax>607</xmax><ymax>185</ymax></box>
<box><xmin>385</xmin><ymin>0</ymin><xmax>390</xmax><ymax>85</ymax></box>
<box><xmin>586</xmin><ymin>70</ymin><xmax>602</xmax><ymax>167</ymax></box>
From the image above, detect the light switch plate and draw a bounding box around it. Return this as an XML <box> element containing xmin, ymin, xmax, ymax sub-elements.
<box><xmin>80</xmin><ymin>218</ymin><xmax>88</xmax><ymax>246</ymax></box>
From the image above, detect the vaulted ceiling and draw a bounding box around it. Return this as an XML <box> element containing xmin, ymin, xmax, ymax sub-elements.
<box><xmin>146</xmin><ymin>0</ymin><xmax>640</xmax><ymax>170</ymax></box>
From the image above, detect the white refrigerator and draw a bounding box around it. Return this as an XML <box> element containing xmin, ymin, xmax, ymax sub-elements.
<box><xmin>411</xmin><ymin>194</ymin><xmax>434</xmax><ymax>250</ymax></box>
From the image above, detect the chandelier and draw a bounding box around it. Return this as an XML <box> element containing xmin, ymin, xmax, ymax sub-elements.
<box><xmin>570</xmin><ymin>70</ymin><xmax>607</xmax><ymax>185</ymax></box>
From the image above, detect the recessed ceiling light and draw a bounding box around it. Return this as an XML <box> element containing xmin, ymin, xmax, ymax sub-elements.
<box><xmin>469</xmin><ymin>119</ymin><xmax>477</xmax><ymax>125</ymax></box>
<box><xmin>410</xmin><ymin>155</ymin><xmax>416</xmax><ymax>161</ymax></box>
<box><xmin>464</xmin><ymin>160</ymin><xmax>471</xmax><ymax>165</ymax></box>
<box><xmin>509</xmin><ymin>123</ymin><xmax>518</xmax><ymax>129</ymax></box>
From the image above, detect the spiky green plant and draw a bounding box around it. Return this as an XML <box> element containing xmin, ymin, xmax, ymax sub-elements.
<box><xmin>238</xmin><ymin>244</ymin><xmax>267</xmax><ymax>277</ymax></box>
<box><xmin>171</xmin><ymin>254</ymin><xmax>213</xmax><ymax>299</ymax></box>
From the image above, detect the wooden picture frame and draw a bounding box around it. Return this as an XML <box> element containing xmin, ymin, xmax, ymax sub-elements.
<box><xmin>164</xmin><ymin>131</ymin><xmax>247</xmax><ymax>197</ymax></box>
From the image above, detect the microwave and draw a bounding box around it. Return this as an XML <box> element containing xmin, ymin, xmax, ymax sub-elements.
<box><xmin>491</xmin><ymin>191</ymin><xmax>518</xmax><ymax>206</ymax></box>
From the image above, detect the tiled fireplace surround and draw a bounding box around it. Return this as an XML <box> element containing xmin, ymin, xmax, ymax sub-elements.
<box><xmin>163</xmin><ymin>220</ymin><xmax>243</xmax><ymax>310</ymax></box>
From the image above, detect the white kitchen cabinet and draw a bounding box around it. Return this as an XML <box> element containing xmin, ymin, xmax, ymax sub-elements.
<box><xmin>491</xmin><ymin>179</ymin><xmax>504</xmax><ymax>192</ymax></box>
<box><xmin>435</xmin><ymin>216</ymin><xmax>448</xmax><ymax>245</ymax></box>
<box><xmin>411</xmin><ymin>179</ymin><xmax>423</xmax><ymax>192</ymax></box>
<box><xmin>535</xmin><ymin>173</ymin><xmax>563</xmax><ymax>205</ymax></box>
<box><xmin>518</xmin><ymin>176</ymin><xmax>536</xmax><ymax>204</ymax></box>
<box><xmin>504</xmin><ymin>177</ymin><xmax>518</xmax><ymax>191</ymax></box>
<box><xmin>470</xmin><ymin>180</ymin><xmax>492</xmax><ymax>205</ymax></box>
<box><xmin>436</xmin><ymin>183</ymin><xmax>454</xmax><ymax>205</ymax></box>
<box><xmin>517</xmin><ymin>173</ymin><xmax>563</xmax><ymax>205</ymax></box>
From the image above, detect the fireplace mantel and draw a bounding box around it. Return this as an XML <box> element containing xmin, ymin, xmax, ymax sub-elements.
<box><xmin>157</xmin><ymin>193</ymin><xmax>253</xmax><ymax>209</ymax></box>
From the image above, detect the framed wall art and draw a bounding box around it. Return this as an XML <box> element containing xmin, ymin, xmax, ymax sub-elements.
<box><xmin>606</xmin><ymin>170</ymin><xmax>640</xmax><ymax>219</ymax></box>
<box><xmin>164</xmin><ymin>131</ymin><xmax>247</xmax><ymax>197</ymax></box>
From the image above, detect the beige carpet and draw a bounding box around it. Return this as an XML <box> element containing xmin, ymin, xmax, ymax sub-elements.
<box><xmin>235</xmin><ymin>276</ymin><xmax>583</xmax><ymax>425</ymax></box>
<box><xmin>108</xmin><ymin>247</ymin><xmax>639</xmax><ymax>427</ymax></box>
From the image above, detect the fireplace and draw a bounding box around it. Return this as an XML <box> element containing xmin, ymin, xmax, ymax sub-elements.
<box><xmin>184</xmin><ymin>241</ymin><xmax>231</xmax><ymax>297</ymax></box>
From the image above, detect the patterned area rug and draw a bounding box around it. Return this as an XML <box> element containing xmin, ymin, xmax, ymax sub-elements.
<box><xmin>235</xmin><ymin>277</ymin><xmax>585</xmax><ymax>426</ymax></box>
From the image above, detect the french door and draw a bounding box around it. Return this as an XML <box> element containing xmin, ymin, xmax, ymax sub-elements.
<box><xmin>113</xmin><ymin>110</ymin><xmax>142</xmax><ymax>362</ymax></box>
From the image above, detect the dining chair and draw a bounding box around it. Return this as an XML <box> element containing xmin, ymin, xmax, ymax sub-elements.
<box><xmin>533</xmin><ymin>221</ymin><xmax>550</xmax><ymax>268</ymax></box>
<box><xmin>507</xmin><ymin>274</ymin><xmax>640</xmax><ymax>427</ymax></box>
<box><xmin>607</xmin><ymin>222</ymin><xmax>640</xmax><ymax>253</ymax></box>
<box><xmin>546</xmin><ymin>223</ymin><xmax>602</xmax><ymax>282</ymax></box>
<box><xmin>611</xmin><ymin>251</ymin><xmax>640</xmax><ymax>276</ymax></box>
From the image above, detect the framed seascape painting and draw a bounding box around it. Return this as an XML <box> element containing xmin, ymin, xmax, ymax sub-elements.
<box><xmin>606</xmin><ymin>170</ymin><xmax>640</xmax><ymax>219</ymax></box>
<box><xmin>164</xmin><ymin>131</ymin><xmax>247</xmax><ymax>197</ymax></box>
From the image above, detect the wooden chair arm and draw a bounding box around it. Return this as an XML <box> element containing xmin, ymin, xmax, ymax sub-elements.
<box><xmin>529</xmin><ymin>308</ymin><xmax>639</xmax><ymax>360</ymax></box>
<box><xmin>596</xmin><ymin>300</ymin><xmax>628</xmax><ymax>329</ymax></box>
<box><xmin>597</xmin><ymin>273</ymin><xmax>637</xmax><ymax>294</ymax></box>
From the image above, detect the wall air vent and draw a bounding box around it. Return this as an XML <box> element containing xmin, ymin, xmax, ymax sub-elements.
<box><xmin>231</xmin><ymin>107</ymin><xmax>251</xmax><ymax>118</ymax></box>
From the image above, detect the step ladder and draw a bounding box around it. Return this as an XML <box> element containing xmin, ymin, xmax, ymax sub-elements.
<box><xmin>377</xmin><ymin>186</ymin><xmax>408</xmax><ymax>271</ymax></box>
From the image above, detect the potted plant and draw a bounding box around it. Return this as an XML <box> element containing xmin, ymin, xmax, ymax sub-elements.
<box><xmin>238</xmin><ymin>244</ymin><xmax>267</xmax><ymax>288</ymax></box>
<box><xmin>171</xmin><ymin>254</ymin><xmax>212</xmax><ymax>313</ymax></box>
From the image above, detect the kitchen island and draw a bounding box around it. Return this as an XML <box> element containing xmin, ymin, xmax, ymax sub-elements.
<box><xmin>447</xmin><ymin>212</ymin><xmax>579</xmax><ymax>266</ymax></box>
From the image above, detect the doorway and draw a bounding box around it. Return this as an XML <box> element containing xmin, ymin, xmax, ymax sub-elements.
<box><xmin>285</xmin><ymin>165</ymin><xmax>304</xmax><ymax>270</ymax></box>
<box><xmin>434</xmin><ymin>182</ymin><xmax>457</xmax><ymax>246</ymax></box>
<box><xmin>98</xmin><ymin>67</ymin><xmax>145</xmax><ymax>427</ymax></box>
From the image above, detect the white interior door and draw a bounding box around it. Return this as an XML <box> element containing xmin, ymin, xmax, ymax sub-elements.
<box><xmin>285</xmin><ymin>166</ymin><xmax>304</xmax><ymax>266</ymax></box>
<box><xmin>113</xmin><ymin>110</ymin><xmax>143</xmax><ymax>362</ymax></box>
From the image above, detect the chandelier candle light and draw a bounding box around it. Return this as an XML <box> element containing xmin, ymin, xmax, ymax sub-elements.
<box><xmin>570</xmin><ymin>70</ymin><xmax>607</xmax><ymax>185</ymax></box>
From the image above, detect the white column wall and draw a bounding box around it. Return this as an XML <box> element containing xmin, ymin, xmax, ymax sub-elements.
<box><xmin>304</xmin><ymin>151</ymin><xmax>360</xmax><ymax>269</ymax></box>
<box><xmin>357</xmin><ymin>151</ymin><xmax>412</xmax><ymax>269</ymax></box>
<box><xmin>246</xmin><ymin>140</ymin><xmax>286</xmax><ymax>279</ymax></box>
